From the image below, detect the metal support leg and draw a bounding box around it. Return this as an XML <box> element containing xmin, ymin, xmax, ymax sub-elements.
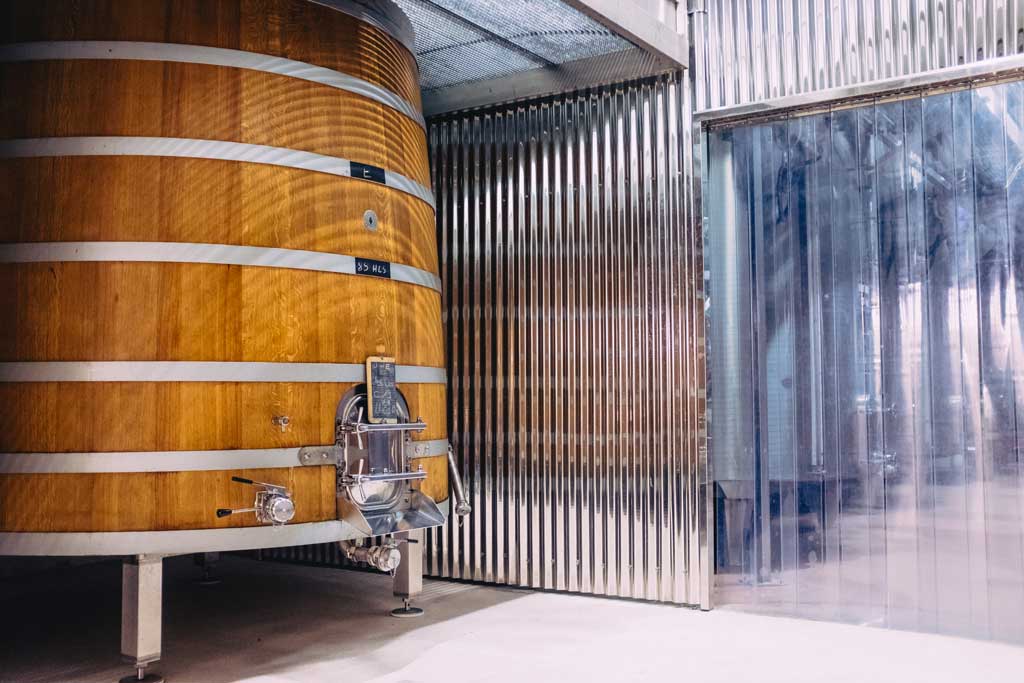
<box><xmin>390</xmin><ymin>529</ymin><xmax>424</xmax><ymax>618</ymax></box>
<box><xmin>193</xmin><ymin>552</ymin><xmax>221</xmax><ymax>586</ymax></box>
<box><xmin>119</xmin><ymin>555</ymin><xmax>164</xmax><ymax>683</ymax></box>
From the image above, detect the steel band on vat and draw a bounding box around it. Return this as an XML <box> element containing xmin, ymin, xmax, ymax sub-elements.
<box><xmin>0</xmin><ymin>41</ymin><xmax>425</xmax><ymax>129</ymax></box>
<box><xmin>0</xmin><ymin>361</ymin><xmax>447</xmax><ymax>384</ymax></box>
<box><xmin>0</xmin><ymin>439</ymin><xmax>450</xmax><ymax>474</ymax></box>
<box><xmin>0</xmin><ymin>242</ymin><xmax>443</xmax><ymax>293</ymax></box>
<box><xmin>0</xmin><ymin>137</ymin><xmax>436</xmax><ymax>209</ymax></box>
<box><xmin>0</xmin><ymin>502</ymin><xmax>452</xmax><ymax>557</ymax></box>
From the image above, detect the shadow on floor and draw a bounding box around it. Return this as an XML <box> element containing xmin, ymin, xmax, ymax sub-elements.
<box><xmin>0</xmin><ymin>554</ymin><xmax>528</xmax><ymax>683</ymax></box>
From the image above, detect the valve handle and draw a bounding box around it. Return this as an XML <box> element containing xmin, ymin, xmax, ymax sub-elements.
<box><xmin>215</xmin><ymin>506</ymin><xmax>257</xmax><ymax>519</ymax></box>
<box><xmin>217</xmin><ymin>476</ymin><xmax>291</xmax><ymax>524</ymax></box>
<box><xmin>230</xmin><ymin>475</ymin><xmax>286</xmax><ymax>493</ymax></box>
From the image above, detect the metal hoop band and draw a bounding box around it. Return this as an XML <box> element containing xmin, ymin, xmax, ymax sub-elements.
<box><xmin>0</xmin><ymin>241</ymin><xmax>442</xmax><ymax>293</ymax></box>
<box><xmin>0</xmin><ymin>361</ymin><xmax>447</xmax><ymax>384</ymax></box>
<box><xmin>0</xmin><ymin>41</ymin><xmax>425</xmax><ymax>130</ymax></box>
<box><xmin>0</xmin><ymin>137</ymin><xmax>436</xmax><ymax>210</ymax></box>
<box><xmin>0</xmin><ymin>439</ymin><xmax>449</xmax><ymax>474</ymax></box>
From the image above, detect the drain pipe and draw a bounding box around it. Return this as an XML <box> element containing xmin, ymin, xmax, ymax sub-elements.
<box><xmin>338</xmin><ymin>540</ymin><xmax>402</xmax><ymax>573</ymax></box>
<box><xmin>447</xmin><ymin>444</ymin><xmax>472</xmax><ymax>518</ymax></box>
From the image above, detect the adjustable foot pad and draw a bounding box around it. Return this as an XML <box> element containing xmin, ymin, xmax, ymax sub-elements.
<box><xmin>118</xmin><ymin>674</ymin><xmax>164</xmax><ymax>683</ymax></box>
<box><xmin>391</xmin><ymin>596</ymin><xmax>424</xmax><ymax>618</ymax></box>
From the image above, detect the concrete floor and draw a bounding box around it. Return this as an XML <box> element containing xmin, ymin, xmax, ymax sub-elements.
<box><xmin>1</xmin><ymin>556</ymin><xmax>1022</xmax><ymax>683</ymax></box>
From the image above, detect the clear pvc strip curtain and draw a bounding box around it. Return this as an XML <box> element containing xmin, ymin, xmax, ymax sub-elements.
<box><xmin>707</xmin><ymin>79</ymin><xmax>1024</xmax><ymax>642</ymax></box>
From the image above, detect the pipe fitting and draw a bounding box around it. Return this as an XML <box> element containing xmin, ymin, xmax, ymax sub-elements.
<box><xmin>338</xmin><ymin>540</ymin><xmax>402</xmax><ymax>573</ymax></box>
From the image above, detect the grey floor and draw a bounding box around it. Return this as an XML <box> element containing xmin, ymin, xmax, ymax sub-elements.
<box><xmin>1</xmin><ymin>555</ymin><xmax>1022</xmax><ymax>683</ymax></box>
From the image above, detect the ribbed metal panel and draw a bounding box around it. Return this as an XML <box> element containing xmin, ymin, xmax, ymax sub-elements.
<box><xmin>425</xmin><ymin>73</ymin><xmax>708</xmax><ymax>605</ymax></box>
<box><xmin>693</xmin><ymin>0</ymin><xmax>1024</xmax><ymax>110</ymax></box>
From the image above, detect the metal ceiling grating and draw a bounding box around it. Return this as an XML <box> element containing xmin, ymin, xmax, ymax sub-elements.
<box><xmin>393</xmin><ymin>0</ymin><xmax>634</xmax><ymax>92</ymax></box>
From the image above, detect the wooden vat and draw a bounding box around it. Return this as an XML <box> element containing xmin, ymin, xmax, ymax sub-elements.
<box><xmin>0</xmin><ymin>0</ymin><xmax>447</xmax><ymax>548</ymax></box>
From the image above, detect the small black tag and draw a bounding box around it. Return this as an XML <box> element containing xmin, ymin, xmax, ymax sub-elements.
<box><xmin>368</xmin><ymin>359</ymin><xmax>400</xmax><ymax>422</ymax></box>
<box><xmin>350</xmin><ymin>161</ymin><xmax>386</xmax><ymax>185</ymax></box>
<box><xmin>355</xmin><ymin>257</ymin><xmax>391</xmax><ymax>279</ymax></box>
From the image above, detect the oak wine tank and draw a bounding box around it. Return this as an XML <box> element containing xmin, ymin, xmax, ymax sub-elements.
<box><xmin>0</xmin><ymin>0</ymin><xmax>452</xmax><ymax>556</ymax></box>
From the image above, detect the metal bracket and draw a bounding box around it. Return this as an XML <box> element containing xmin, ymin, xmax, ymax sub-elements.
<box><xmin>342</xmin><ymin>469</ymin><xmax>427</xmax><ymax>486</ymax></box>
<box><xmin>297</xmin><ymin>445</ymin><xmax>342</xmax><ymax>466</ymax></box>
<box><xmin>404</xmin><ymin>439</ymin><xmax>449</xmax><ymax>459</ymax></box>
<box><xmin>337</xmin><ymin>419</ymin><xmax>427</xmax><ymax>436</ymax></box>
<box><xmin>296</xmin><ymin>442</ymin><xmax>446</xmax><ymax>466</ymax></box>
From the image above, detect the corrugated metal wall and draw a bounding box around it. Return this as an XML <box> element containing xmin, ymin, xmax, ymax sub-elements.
<box><xmin>259</xmin><ymin>73</ymin><xmax>709</xmax><ymax>606</ymax></box>
<box><xmin>693</xmin><ymin>0</ymin><xmax>1024</xmax><ymax>110</ymax></box>
<box><xmin>426</xmin><ymin>72</ymin><xmax>709</xmax><ymax>605</ymax></box>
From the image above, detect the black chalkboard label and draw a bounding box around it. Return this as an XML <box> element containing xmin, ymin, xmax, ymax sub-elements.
<box><xmin>367</xmin><ymin>357</ymin><xmax>400</xmax><ymax>423</ymax></box>
<box><xmin>351</xmin><ymin>161</ymin><xmax>386</xmax><ymax>185</ymax></box>
<box><xmin>355</xmin><ymin>257</ymin><xmax>391</xmax><ymax>279</ymax></box>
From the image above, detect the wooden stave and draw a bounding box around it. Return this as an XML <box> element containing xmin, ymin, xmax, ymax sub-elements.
<box><xmin>0</xmin><ymin>0</ymin><xmax>448</xmax><ymax>536</ymax></box>
<box><xmin>0</xmin><ymin>0</ymin><xmax>423</xmax><ymax>110</ymax></box>
<box><xmin>0</xmin><ymin>157</ymin><xmax>439</xmax><ymax>273</ymax></box>
<box><xmin>0</xmin><ymin>60</ymin><xmax>431</xmax><ymax>187</ymax></box>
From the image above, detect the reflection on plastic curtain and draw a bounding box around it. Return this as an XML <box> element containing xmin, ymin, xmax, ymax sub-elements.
<box><xmin>708</xmin><ymin>79</ymin><xmax>1024</xmax><ymax>643</ymax></box>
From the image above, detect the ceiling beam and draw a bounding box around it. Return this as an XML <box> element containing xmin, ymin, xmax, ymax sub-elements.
<box><xmin>422</xmin><ymin>47</ymin><xmax>673</xmax><ymax>117</ymax></box>
<box><xmin>560</xmin><ymin>0</ymin><xmax>687</xmax><ymax>67</ymax></box>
